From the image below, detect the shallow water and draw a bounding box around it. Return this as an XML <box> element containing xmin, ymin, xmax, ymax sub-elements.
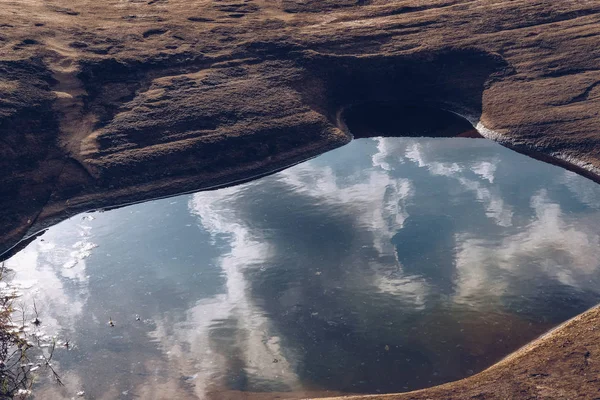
<box><xmin>5</xmin><ymin>137</ymin><xmax>600</xmax><ymax>399</ymax></box>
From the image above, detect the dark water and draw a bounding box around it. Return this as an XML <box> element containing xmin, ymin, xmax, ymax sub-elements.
<box><xmin>5</xmin><ymin>137</ymin><xmax>600</xmax><ymax>399</ymax></box>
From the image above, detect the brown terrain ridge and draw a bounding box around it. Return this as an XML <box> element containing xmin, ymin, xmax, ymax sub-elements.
<box><xmin>1</xmin><ymin>0</ymin><xmax>600</xmax><ymax>398</ymax></box>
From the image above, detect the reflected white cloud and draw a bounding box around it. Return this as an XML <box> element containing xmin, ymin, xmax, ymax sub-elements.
<box><xmin>143</xmin><ymin>190</ymin><xmax>302</xmax><ymax>397</ymax></box>
<box><xmin>457</xmin><ymin>176</ymin><xmax>513</xmax><ymax>227</ymax></box>
<box><xmin>172</xmin><ymin>159</ymin><xmax>427</xmax><ymax>395</ymax></box>
<box><xmin>471</xmin><ymin>161</ymin><xmax>497</xmax><ymax>183</ymax></box>
<box><xmin>280</xmin><ymin>163</ymin><xmax>413</xmax><ymax>255</ymax></box>
<box><xmin>0</xmin><ymin>221</ymin><xmax>93</xmax><ymax>398</ymax></box>
<box><xmin>6</xmin><ymin>136</ymin><xmax>600</xmax><ymax>398</ymax></box>
<box><xmin>4</xmin><ymin>221</ymin><xmax>91</xmax><ymax>331</ymax></box>
<box><xmin>372</xmin><ymin>137</ymin><xmax>405</xmax><ymax>171</ymax></box>
<box><xmin>454</xmin><ymin>189</ymin><xmax>600</xmax><ymax>303</ymax></box>
<box><xmin>278</xmin><ymin>162</ymin><xmax>432</xmax><ymax>302</ymax></box>
<box><xmin>145</xmin><ymin>152</ymin><xmax>432</xmax><ymax>397</ymax></box>
<box><xmin>561</xmin><ymin>170</ymin><xmax>600</xmax><ymax>210</ymax></box>
<box><xmin>374</xmin><ymin>138</ymin><xmax>512</xmax><ymax>227</ymax></box>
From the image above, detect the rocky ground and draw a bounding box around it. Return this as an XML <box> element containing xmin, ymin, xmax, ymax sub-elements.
<box><xmin>1</xmin><ymin>0</ymin><xmax>600</xmax><ymax>398</ymax></box>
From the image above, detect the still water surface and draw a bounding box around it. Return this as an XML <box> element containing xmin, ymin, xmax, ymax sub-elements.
<box><xmin>6</xmin><ymin>137</ymin><xmax>600</xmax><ymax>399</ymax></box>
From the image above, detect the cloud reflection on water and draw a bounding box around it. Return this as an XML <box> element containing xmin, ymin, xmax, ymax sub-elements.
<box><xmin>6</xmin><ymin>137</ymin><xmax>600</xmax><ymax>398</ymax></box>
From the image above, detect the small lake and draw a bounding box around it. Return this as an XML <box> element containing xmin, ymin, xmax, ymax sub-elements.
<box><xmin>5</xmin><ymin>137</ymin><xmax>600</xmax><ymax>399</ymax></box>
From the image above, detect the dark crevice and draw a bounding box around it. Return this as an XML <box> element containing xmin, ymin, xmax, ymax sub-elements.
<box><xmin>343</xmin><ymin>103</ymin><xmax>477</xmax><ymax>139</ymax></box>
<box><xmin>295</xmin><ymin>48</ymin><xmax>510</xmax><ymax>130</ymax></box>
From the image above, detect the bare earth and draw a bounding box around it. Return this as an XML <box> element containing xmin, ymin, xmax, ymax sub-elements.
<box><xmin>1</xmin><ymin>1</ymin><xmax>600</xmax><ymax>398</ymax></box>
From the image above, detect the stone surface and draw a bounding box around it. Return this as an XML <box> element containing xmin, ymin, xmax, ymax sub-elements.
<box><xmin>1</xmin><ymin>1</ymin><xmax>600</xmax><ymax>397</ymax></box>
<box><xmin>2</xmin><ymin>0</ymin><xmax>600</xmax><ymax>257</ymax></box>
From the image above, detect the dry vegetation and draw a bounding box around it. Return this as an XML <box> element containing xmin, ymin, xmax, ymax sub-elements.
<box><xmin>0</xmin><ymin>263</ymin><xmax>63</xmax><ymax>399</ymax></box>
